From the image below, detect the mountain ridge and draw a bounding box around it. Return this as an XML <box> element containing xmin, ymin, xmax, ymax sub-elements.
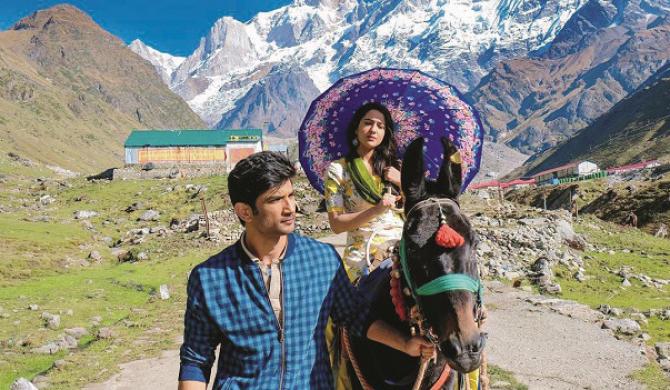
<box><xmin>0</xmin><ymin>4</ymin><xmax>204</xmax><ymax>172</ymax></box>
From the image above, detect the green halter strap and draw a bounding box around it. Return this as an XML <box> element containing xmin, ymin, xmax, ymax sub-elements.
<box><xmin>399</xmin><ymin>232</ymin><xmax>483</xmax><ymax>302</ymax></box>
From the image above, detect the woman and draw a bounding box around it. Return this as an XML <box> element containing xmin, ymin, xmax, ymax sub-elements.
<box><xmin>324</xmin><ymin>102</ymin><xmax>405</xmax><ymax>281</ymax></box>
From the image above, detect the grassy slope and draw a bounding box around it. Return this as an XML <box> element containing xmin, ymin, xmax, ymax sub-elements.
<box><xmin>0</xmin><ymin>161</ymin><xmax>230</xmax><ymax>387</ymax></box>
<box><xmin>0</xmin><ymin>5</ymin><xmax>205</xmax><ymax>174</ymax></box>
<box><xmin>518</xmin><ymin>64</ymin><xmax>670</xmax><ymax>178</ymax></box>
<box><xmin>558</xmin><ymin>218</ymin><xmax>670</xmax><ymax>389</ymax></box>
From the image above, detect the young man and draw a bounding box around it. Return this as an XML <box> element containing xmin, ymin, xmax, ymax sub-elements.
<box><xmin>178</xmin><ymin>152</ymin><xmax>433</xmax><ymax>389</ymax></box>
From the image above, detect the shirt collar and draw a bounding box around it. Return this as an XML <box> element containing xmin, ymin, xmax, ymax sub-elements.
<box><xmin>240</xmin><ymin>231</ymin><xmax>287</xmax><ymax>264</ymax></box>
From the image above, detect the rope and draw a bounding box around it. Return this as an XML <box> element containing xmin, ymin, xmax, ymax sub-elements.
<box><xmin>341</xmin><ymin>328</ymin><xmax>374</xmax><ymax>390</ymax></box>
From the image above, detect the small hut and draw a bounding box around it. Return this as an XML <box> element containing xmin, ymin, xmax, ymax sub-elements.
<box><xmin>124</xmin><ymin>129</ymin><xmax>262</xmax><ymax>171</ymax></box>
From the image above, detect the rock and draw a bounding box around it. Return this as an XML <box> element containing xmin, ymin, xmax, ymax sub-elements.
<box><xmin>39</xmin><ymin>195</ymin><xmax>55</xmax><ymax>205</ymax></box>
<box><xmin>602</xmin><ymin>319</ymin><xmax>641</xmax><ymax>335</ymax></box>
<box><xmin>10</xmin><ymin>378</ymin><xmax>38</xmax><ymax>390</ymax></box>
<box><xmin>88</xmin><ymin>251</ymin><xmax>102</xmax><ymax>261</ymax></box>
<box><xmin>574</xmin><ymin>269</ymin><xmax>586</xmax><ymax>282</ymax></box>
<box><xmin>622</xmin><ymin>278</ymin><xmax>631</xmax><ymax>287</ymax></box>
<box><xmin>74</xmin><ymin>210</ymin><xmax>98</xmax><ymax>220</ymax></box>
<box><xmin>124</xmin><ymin>202</ymin><xmax>144</xmax><ymax>212</ymax></box>
<box><xmin>41</xmin><ymin>312</ymin><xmax>60</xmax><ymax>329</ymax></box>
<box><xmin>659</xmin><ymin>358</ymin><xmax>670</xmax><ymax>371</ymax></box>
<box><xmin>159</xmin><ymin>284</ymin><xmax>170</xmax><ymax>300</ymax></box>
<box><xmin>138</xmin><ymin>210</ymin><xmax>160</xmax><ymax>221</ymax></box>
<box><xmin>609</xmin><ymin>308</ymin><xmax>623</xmax><ymax>317</ymax></box>
<box><xmin>97</xmin><ymin>327</ymin><xmax>116</xmax><ymax>339</ymax></box>
<box><xmin>28</xmin><ymin>304</ymin><xmax>39</xmax><ymax>311</ymax></box>
<box><xmin>64</xmin><ymin>327</ymin><xmax>88</xmax><ymax>339</ymax></box>
<box><xmin>115</xmin><ymin>250</ymin><xmax>132</xmax><ymax>262</ymax></box>
<box><xmin>30</xmin><ymin>335</ymin><xmax>77</xmax><ymax>354</ymax></box>
<box><xmin>136</xmin><ymin>252</ymin><xmax>149</xmax><ymax>261</ymax></box>
<box><xmin>656</xmin><ymin>342</ymin><xmax>670</xmax><ymax>360</ymax></box>
<box><xmin>53</xmin><ymin>359</ymin><xmax>67</xmax><ymax>369</ymax></box>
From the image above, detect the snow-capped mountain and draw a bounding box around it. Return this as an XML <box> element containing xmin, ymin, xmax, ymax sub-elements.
<box><xmin>133</xmin><ymin>0</ymin><xmax>588</xmax><ymax>134</ymax></box>
<box><xmin>128</xmin><ymin>39</ymin><xmax>185</xmax><ymax>84</ymax></box>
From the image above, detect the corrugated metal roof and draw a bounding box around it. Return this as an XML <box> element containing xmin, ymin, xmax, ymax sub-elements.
<box><xmin>124</xmin><ymin>129</ymin><xmax>262</xmax><ymax>147</ymax></box>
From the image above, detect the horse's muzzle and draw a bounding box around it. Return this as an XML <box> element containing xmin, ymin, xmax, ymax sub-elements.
<box><xmin>441</xmin><ymin>332</ymin><xmax>487</xmax><ymax>373</ymax></box>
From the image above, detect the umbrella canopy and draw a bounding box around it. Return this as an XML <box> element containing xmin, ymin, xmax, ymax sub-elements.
<box><xmin>298</xmin><ymin>68</ymin><xmax>484</xmax><ymax>194</ymax></box>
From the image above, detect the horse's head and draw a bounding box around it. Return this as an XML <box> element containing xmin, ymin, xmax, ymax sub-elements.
<box><xmin>401</xmin><ymin>137</ymin><xmax>485</xmax><ymax>373</ymax></box>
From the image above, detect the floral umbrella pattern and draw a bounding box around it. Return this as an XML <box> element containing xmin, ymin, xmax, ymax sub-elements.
<box><xmin>299</xmin><ymin>68</ymin><xmax>484</xmax><ymax>194</ymax></box>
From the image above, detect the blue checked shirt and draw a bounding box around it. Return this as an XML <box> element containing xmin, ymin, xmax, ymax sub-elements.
<box><xmin>179</xmin><ymin>233</ymin><xmax>372</xmax><ymax>389</ymax></box>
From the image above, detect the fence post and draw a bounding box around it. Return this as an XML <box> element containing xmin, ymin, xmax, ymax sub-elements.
<box><xmin>200</xmin><ymin>195</ymin><xmax>210</xmax><ymax>239</ymax></box>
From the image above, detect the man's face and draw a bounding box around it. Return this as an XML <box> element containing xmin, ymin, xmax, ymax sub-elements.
<box><xmin>248</xmin><ymin>180</ymin><xmax>296</xmax><ymax>236</ymax></box>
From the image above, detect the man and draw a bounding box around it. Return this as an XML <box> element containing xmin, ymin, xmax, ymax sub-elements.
<box><xmin>178</xmin><ymin>152</ymin><xmax>433</xmax><ymax>389</ymax></box>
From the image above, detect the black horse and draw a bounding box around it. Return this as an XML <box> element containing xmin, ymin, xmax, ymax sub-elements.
<box><xmin>345</xmin><ymin>137</ymin><xmax>486</xmax><ymax>389</ymax></box>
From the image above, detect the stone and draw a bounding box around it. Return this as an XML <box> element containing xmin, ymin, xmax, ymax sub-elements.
<box><xmin>656</xmin><ymin>342</ymin><xmax>670</xmax><ymax>360</ymax></box>
<box><xmin>622</xmin><ymin>278</ymin><xmax>632</xmax><ymax>287</ymax></box>
<box><xmin>138</xmin><ymin>210</ymin><xmax>160</xmax><ymax>221</ymax></box>
<box><xmin>74</xmin><ymin>210</ymin><xmax>98</xmax><ymax>220</ymax></box>
<box><xmin>609</xmin><ymin>308</ymin><xmax>623</xmax><ymax>317</ymax></box>
<box><xmin>53</xmin><ymin>359</ymin><xmax>67</xmax><ymax>369</ymax></box>
<box><xmin>39</xmin><ymin>195</ymin><xmax>55</xmax><ymax>205</ymax></box>
<box><xmin>88</xmin><ymin>251</ymin><xmax>102</xmax><ymax>261</ymax></box>
<box><xmin>41</xmin><ymin>313</ymin><xmax>60</xmax><ymax>329</ymax></box>
<box><xmin>659</xmin><ymin>358</ymin><xmax>670</xmax><ymax>371</ymax></box>
<box><xmin>159</xmin><ymin>284</ymin><xmax>170</xmax><ymax>300</ymax></box>
<box><xmin>64</xmin><ymin>327</ymin><xmax>88</xmax><ymax>339</ymax></box>
<box><xmin>136</xmin><ymin>252</ymin><xmax>149</xmax><ymax>261</ymax></box>
<box><xmin>602</xmin><ymin>319</ymin><xmax>641</xmax><ymax>335</ymax></box>
<box><xmin>28</xmin><ymin>304</ymin><xmax>39</xmax><ymax>311</ymax></box>
<box><xmin>10</xmin><ymin>378</ymin><xmax>38</xmax><ymax>390</ymax></box>
<box><xmin>97</xmin><ymin>327</ymin><xmax>116</xmax><ymax>339</ymax></box>
<box><xmin>124</xmin><ymin>202</ymin><xmax>143</xmax><ymax>212</ymax></box>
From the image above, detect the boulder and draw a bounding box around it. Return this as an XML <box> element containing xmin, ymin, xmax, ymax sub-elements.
<box><xmin>74</xmin><ymin>210</ymin><xmax>98</xmax><ymax>220</ymax></box>
<box><xmin>10</xmin><ymin>378</ymin><xmax>38</xmax><ymax>390</ymax></box>
<box><xmin>656</xmin><ymin>342</ymin><xmax>670</xmax><ymax>360</ymax></box>
<box><xmin>602</xmin><ymin>319</ymin><xmax>641</xmax><ymax>335</ymax></box>
<box><xmin>138</xmin><ymin>210</ymin><xmax>160</xmax><ymax>221</ymax></box>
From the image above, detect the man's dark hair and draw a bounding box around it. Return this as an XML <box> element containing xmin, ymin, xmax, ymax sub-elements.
<box><xmin>228</xmin><ymin>151</ymin><xmax>296</xmax><ymax>216</ymax></box>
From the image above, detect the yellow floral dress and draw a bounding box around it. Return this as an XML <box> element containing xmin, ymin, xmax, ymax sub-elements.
<box><xmin>324</xmin><ymin>158</ymin><xmax>404</xmax><ymax>281</ymax></box>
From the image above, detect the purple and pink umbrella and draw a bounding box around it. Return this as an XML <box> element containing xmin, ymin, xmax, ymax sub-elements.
<box><xmin>298</xmin><ymin>68</ymin><xmax>484</xmax><ymax>194</ymax></box>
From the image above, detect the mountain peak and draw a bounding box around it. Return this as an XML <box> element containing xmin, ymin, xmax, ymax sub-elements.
<box><xmin>12</xmin><ymin>4</ymin><xmax>97</xmax><ymax>31</ymax></box>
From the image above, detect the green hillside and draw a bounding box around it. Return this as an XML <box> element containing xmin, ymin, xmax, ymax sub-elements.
<box><xmin>0</xmin><ymin>5</ymin><xmax>205</xmax><ymax>173</ymax></box>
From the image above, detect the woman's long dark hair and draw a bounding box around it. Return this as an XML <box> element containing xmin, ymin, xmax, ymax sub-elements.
<box><xmin>345</xmin><ymin>102</ymin><xmax>400</xmax><ymax>184</ymax></box>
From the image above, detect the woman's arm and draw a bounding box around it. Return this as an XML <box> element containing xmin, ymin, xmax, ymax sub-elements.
<box><xmin>328</xmin><ymin>192</ymin><xmax>396</xmax><ymax>233</ymax></box>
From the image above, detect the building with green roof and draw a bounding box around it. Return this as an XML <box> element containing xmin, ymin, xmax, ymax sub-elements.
<box><xmin>124</xmin><ymin>129</ymin><xmax>262</xmax><ymax>171</ymax></box>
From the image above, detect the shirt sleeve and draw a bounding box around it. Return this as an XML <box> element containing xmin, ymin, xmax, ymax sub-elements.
<box><xmin>328</xmin><ymin>246</ymin><xmax>373</xmax><ymax>337</ymax></box>
<box><xmin>324</xmin><ymin>161</ymin><xmax>346</xmax><ymax>213</ymax></box>
<box><xmin>179</xmin><ymin>267</ymin><xmax>222</xmax><ymax>383</ymax></box>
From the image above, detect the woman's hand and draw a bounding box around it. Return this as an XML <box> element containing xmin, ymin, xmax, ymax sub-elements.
<box><xmin>403</xmin><ymin>336</ymin><xmax>436</xmax><ymax>359</ymax></box>
<box><xmin>383</xmin><ymin>166</ymin><xmax>401</xmax><ymax>187</ymax></box>
<box><xmin>374</xmin><ymin>192</ymin><xmax>398</xmax><ymax>213</ymax></box>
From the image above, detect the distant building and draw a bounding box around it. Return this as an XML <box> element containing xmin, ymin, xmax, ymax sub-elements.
<box><xmin>532</xmin><ymin>161</ymin><xmax>599</xmax><ymax>185</ymax></box>
<box><xmin>124</xmin><ymin>129</ymin><xmax>262</xmax><ymax>171</ymax></box>
<box><xmin>268</xmin><ymin>144</ymin><xmax>289</xmax><ymax>156</ymax></box>
<box><xmin>607</xmin><ymin>160</ymin><xmax>660</xmax><ymax>175</ymax></box>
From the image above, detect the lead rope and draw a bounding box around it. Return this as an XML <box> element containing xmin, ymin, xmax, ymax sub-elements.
<box><xmin>341</xmin><ymin>328</ymin><xmax>375</xmax><ymax>390</ymax></box>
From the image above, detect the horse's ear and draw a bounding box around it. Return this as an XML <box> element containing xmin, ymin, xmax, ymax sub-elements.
<box><xmin>430</xmin><ymin>137</ymin><xmax>462</xmax><ymax>199</ymax></box>
<box><xmin>401</xmin><ymin>137</ymin><xmax>428</xmax><ymax>213</ymax></box>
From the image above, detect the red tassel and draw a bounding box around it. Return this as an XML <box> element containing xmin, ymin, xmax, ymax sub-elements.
<box><xmin>435</xmin><ymin>223</ymin><xmax>464</xmax><ymax>248</ymax></box>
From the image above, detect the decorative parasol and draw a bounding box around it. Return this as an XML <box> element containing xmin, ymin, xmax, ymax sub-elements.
<box><xmin>298</xmin><ymin>68</ymin><xmax>484</xmax><ymax>194</ymax></box>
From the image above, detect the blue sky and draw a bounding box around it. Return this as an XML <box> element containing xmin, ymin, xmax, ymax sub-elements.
<box><xmin>0</xmin><ymin>0</ymin><xmax>292</xmax><ymax>56</ymax></box>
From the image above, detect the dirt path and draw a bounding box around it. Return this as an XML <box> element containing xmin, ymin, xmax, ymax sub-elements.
<box><xmin>85</xmin><ymin>234</ymin><xmax>648</xmax><ymax>390</ymax></box>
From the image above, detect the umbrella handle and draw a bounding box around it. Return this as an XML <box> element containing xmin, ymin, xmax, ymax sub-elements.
<box><xmin>384</xmin><ymin>185</ymin><xmax>404</xmax><ymax>214</ymax></box>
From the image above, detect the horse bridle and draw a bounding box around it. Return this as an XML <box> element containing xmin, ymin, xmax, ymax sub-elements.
<box><xmin>399</xmin><ymin>198</ymin><xmax>484</xmax><ymax>344</ymax></box>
